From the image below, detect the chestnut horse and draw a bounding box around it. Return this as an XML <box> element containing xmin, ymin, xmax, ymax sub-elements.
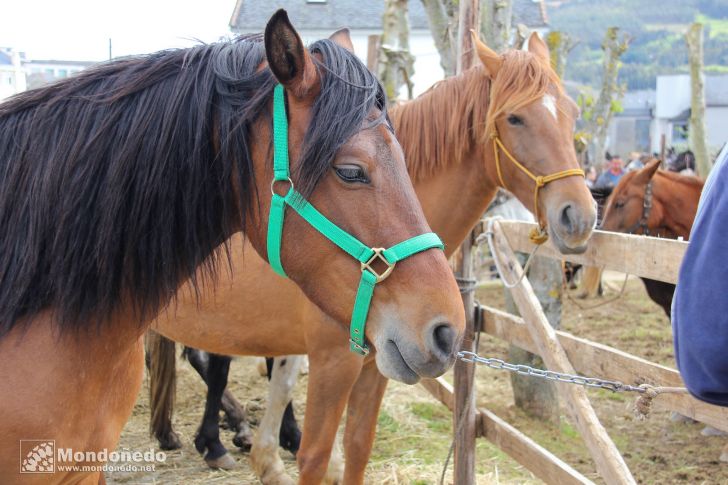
<box><xmin>601</xmin><ymin>159</ymin><xmax>703</xmax><ymax>315</ymax></box>
<box><xmin>0</xmin><ymin>11</ymin><xmax>465</xmax><ymax>484</ymax></box>
<box><xmin>148</xmin><ymin>31</ymin><xmax>597</xmax><ymax>484</ymax></box>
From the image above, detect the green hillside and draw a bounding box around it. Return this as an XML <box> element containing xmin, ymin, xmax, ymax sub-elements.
<box><xmin>548</xmin><ymin>0</ymin><xmax>728</xmax><ymax>89</ymax></box>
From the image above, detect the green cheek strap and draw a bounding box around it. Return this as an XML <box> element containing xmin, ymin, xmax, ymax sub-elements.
<box><xmin>267</xmin><ymin>84</ymin><xmax>444</xmax><ymax>355</ymax></box>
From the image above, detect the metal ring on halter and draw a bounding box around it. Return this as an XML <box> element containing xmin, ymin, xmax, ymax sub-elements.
<box><xmin>361</xmin><ymin>248</ymin><xmax>396</xmax><ymax>283</ymax></box>
<box><xmin>271</xmin><ymin>177</ymin><xmax>294</xmax><ymax>196</ymax></box>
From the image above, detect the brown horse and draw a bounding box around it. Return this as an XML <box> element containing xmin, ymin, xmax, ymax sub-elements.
<box><xmin>0</xmin><ymin>11</ymin><xmax>464</xmax><ymax>484</ymax></box>
<box><xmin>601</xmin><ymin>159</ymin><xmax>703</xmax><ymax>315</ymax></box>
<box><xmin>149</xmin><ymin>31</ymin><xmax>597</xmax><ymax>484</ymax></box>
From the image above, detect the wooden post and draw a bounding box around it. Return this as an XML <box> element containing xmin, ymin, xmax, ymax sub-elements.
<box><xmin>453</xmin><ymin>234</ymin><xmax>476</xmax><ymax>485</ymax></box>
<box><xmin>489</xmin><ymin>220</ymin><xmax>636</xmax><ymax>485</ymax></box>
<box><xmin>366</xmin><ymin>35</ymin><xmax>380</xmax><ymax>72</ymax></box>
<box><xmin>452</xmin><ymin>2</ymin><xmax>479</xmax><ymax>484</ymax></box>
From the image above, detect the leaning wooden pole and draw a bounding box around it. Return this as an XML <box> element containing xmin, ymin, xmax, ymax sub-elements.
<box><xmin>490</xmin><ymin>220</ymin><xmax>636</xmax><ymax>485</ymax></box>
<box><xmin>452</xmin><ymin>1</ymin><xmax>479</xmax><ymax>483</ymax></box>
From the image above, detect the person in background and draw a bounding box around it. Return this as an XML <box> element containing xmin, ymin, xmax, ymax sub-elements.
<box><xmin>626</xmin><ymin>151</ymin><xmax>645</xmax><ymax>171</ymax></box>
<box><xmin>585</xmin><ymin>166</ymin><xmax>598</xmax><ymax>188</ymax></box>
<box><xmin>672</xmin><ymin>143</ymin><xmax>728</xmax><ymax>406</ymax></box>
<box><xmin>595</xmin><ymin>155</ymin><xmax>625</xmax><ymax>188</ymax></box>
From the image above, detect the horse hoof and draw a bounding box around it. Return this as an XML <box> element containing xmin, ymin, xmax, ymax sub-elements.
<box><xmin>259</xmin><ymin>471</ymin><xmax>295</xmax><ymax>485</ymax></box>
<box><xmin>157</xmin><ymin>431</ymin><xmax>182</xmax><ymax>450</ymax></box>
<box><xmin>701</xmin><ymin>426</ymin><xmax>728</xmax><ymax>437</ymax></box>
<box><xmin>205</xmin><ymin>452</ymin><xmax>236</xmax><ymax>470</ymax></box>
<box><xmin>233</xmin><ymin>431</ymin><xmax>253</xmax><ymax>452</ymax></box>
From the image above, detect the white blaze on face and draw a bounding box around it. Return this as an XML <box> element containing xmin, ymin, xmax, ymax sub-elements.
<box><xmin>542</xmin><ymin>94</ymin><xmax>557</xmax><ymax>120</ymax></box>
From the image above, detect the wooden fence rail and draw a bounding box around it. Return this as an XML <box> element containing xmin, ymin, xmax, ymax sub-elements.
<box><xmin>492</xmin><ymin>220</ymin><xmax>687</xmax><ymax>284</ymax></box>
<box><xmin>421</xmin><ymin>378</ymin><xmax>595</xmax><ymax>485</ymax></box>
<box><xmin>479</xmin><ymin>305</ymin><xmax>728</xmax><ymax>432</ymax></box>
<box><xmin>426</xmin><ymin>219</ymin><xmax>722</xmax><ymax>485</ymax></box>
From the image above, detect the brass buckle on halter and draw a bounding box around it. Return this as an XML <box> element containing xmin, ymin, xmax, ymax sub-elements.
<box><xmin>349</xmin><ymin>338</ymin><xmax>370</xmax><ymax>356</ymax></box>
<box><xmin>361</xmin><ymin>248</ymin><xmax>396</xmax><ymax>283</ymax></box>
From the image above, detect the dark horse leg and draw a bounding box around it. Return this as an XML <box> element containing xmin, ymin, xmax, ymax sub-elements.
<box><xmin>184</xmin><ymin>348</ymin><xmax>254</xmax><ymax>451</ymax></box>
<box><xmin>184</xmin><ymin>348</ymin><xmax>236</xmax><ymax>469</ymax></box>
<box><xmin>265</xmin><ymin>357</ymin><xmax>302</xmax><ymax>455</ymax></box>
<box><xmin>640</xmin><ymin>277</ymin><xmax>674</xmax><ymax>318</ymax></box>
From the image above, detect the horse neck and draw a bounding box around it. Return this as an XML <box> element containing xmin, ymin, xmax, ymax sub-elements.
<box><xmin>390</xmin><ymin>69</ymin><xmax>500</xmax><ymax>254</ymax></box>
<box><xmin>413</xmin><ymin>146</ymin><xmax>498</xmax><ymax>254</ymax></box>
<box><xmin>652</xmin><ymin>174</ymin><xmax>701</xmax><ymax>239</ymax></box>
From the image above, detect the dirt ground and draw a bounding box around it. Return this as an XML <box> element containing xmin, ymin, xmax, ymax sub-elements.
<box><xmin>108</xmin><ymin>275</ymin><xmax>728</xmax><ymax>484</ymax></box>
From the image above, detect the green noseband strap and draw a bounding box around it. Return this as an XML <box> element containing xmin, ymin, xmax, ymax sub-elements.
<box><xmin>267</xmin><ymin>84</ymin><xmax>444</xmax><ymax>355</ymax></box>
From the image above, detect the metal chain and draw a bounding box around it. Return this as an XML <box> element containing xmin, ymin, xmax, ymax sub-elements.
<box><xmin>457</xmin><ymin>351</ymin><xmax>648</xmax><ymax>394</ymax></box>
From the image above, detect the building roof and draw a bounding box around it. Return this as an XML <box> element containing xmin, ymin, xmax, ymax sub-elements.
<box><xmin>230</xmin><ymin>0</ymin><xmax>548</xmax><ymax>32</ymax></box>
<box><xmin>617</xmin><ymin>89</ymin><xmax>655</xmax><ymax>117</ymax></box>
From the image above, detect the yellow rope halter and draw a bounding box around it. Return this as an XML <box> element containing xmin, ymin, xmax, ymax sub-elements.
<box><xmin>491</xmin><ymin>132</ymin><xmax>585</xmax><ymax>245</ymax></box>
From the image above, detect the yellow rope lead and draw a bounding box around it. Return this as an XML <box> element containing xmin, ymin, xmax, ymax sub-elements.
<box><xmin>491</xmin><ymin>133</ymin><xmax>585</xmax><ymax>245</ymax></box>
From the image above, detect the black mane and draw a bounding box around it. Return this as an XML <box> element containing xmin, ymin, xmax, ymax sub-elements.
<box><xmin>0</xmin><ymin>36</ymin><xmax>385</xmax><ymax>335</ymax></box>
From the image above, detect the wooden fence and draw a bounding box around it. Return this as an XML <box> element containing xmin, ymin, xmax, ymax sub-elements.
<box><xmin>420</xmin><ymin>219</ymin><xmax>728</xmax><ymax>484</ymax></box>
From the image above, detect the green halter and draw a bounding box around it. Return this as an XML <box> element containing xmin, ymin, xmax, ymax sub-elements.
<box><xmin>267</xmin><ymin>84</ymin><xmax>445</xmax><ymax>356</ymax></box>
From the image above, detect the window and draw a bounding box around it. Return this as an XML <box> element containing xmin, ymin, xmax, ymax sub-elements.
<box><xmin>672</xmin><ymin>122</ymin><xmax>688</xmax><ymax>143</ymax></box>
<box><xmin>58</xmin><ymin>69</ymin><xmax>68</xmax><ymax>77</ymax></box>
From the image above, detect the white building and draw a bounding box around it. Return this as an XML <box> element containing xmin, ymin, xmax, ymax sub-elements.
<box><xmin>0</xmin><ymin>48</ymin><xmax>27</xmax><ymax>100</ymax></box>
<box><xmin>606</xmin><ymin>74</ymin><xmax>728</xmax><ymax>157</ymax></box>
<box><xmin>654</xmin><ymin>74</ymin><xmax>728</xmax><ymax>153</ymax></box>
<box><xmin>229</xmin><ymin>0</ymin><xmax>548</xmax><ymax>98</ymax></box>
<box><xmin>0</xmin><ymin>47</ymin><xmax>96</xmax><ymax>101</ymax></box>
<box><xmin>23</xmin><ymin>59</ymin><xmax>96</xmax><ymax>90</ymax></box>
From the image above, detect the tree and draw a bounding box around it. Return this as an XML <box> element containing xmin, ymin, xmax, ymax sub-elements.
<box><xmin>686</xmin><ymin>22</ymin><xmax>712</xmax><ymax>177</ymax></box>
<box><xmin>545</xmin><ymin>31</ymin><xmax>577</xmax><ymax>79</ymax></box>
<box><xmin>379</xmin><ymin>0</ymin><xmax>416</xmax><ymax>100</ymax></box>
<box><xmin>585</xmin><ymin>27</ymin><xmax>630</xmax><ymax>167</ymax></box>
<box><xmin>420</xmin><ymin>0</ymin><xmax>458</xmax><ymax>77</ymax></box>
<box><xmin>480</xmin><ymin>0</ymin><xmax>513</xmax><ymax>53</ymax></box>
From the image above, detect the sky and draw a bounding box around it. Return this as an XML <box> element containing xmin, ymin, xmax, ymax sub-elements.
<box><xmin>1</xmin><ymin>0</ymin><xmax>236</xmax><ymax>61</ymax></box>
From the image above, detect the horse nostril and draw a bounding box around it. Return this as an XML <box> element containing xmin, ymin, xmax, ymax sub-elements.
<box><xmin>432</xmin><ymin>323</ymin><xmax>455</xmax><ymax>357</ymax></box>
<box><xmin>560</xmin><ymin>203</ymin><xmax>575</xmax><ymax>234</ymax></box>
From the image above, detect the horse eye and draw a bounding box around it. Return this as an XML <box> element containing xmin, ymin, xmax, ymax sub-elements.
<box><xmin>614</xmin><ymin>200</ymin><xmax>626</xmax><ymax>209</ymax></box>
<box><xmin>335</xmin><ymin>165</ymin><xmax>369</xmax><ymax>184</ymax></box>
<box><xmin>507</xmin><ymin>115</ymin><xmax>523</xmax><ymax>126</ymax></box>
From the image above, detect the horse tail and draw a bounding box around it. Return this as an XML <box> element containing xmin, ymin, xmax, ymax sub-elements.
<box><xmin>146</xmin><ymin>330</ymin><xmax>182</xmax><ymax>450</ymax></box>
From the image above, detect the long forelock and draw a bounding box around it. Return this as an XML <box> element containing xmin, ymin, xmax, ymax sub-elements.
<box><xmin>293</xmin><ymin>39</ymin><xmax>388</xmax><ymax>198</ymax></box>
<box><xmin>484</xmin><ymin>50</ymin><xmax>564</xmax><ymax>142</ymax></box>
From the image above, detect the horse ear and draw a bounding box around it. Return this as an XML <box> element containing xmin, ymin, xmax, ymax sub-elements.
<box><xmin>265</xmin><ymin>9</ymin><xmax>320</xmax><ymax>99</ymax></box>
<box><xmin>329</xmin><ymin>28</ymin><xmax>355</xmax><ymax>54</ymax></box>
<box><xmin>636</xmin><ymin>158</ymin><xmax>661</xmax><ymax>183</ymax></box>
<box><xmin>470</xmin><ymin>30</ymin><xmax>502</xmax><ymax>78</ymax></box>
<box><xmin>527</xmin><ymin>32</ymin><xmax>550</xmax><ymax>64</ymax></box>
